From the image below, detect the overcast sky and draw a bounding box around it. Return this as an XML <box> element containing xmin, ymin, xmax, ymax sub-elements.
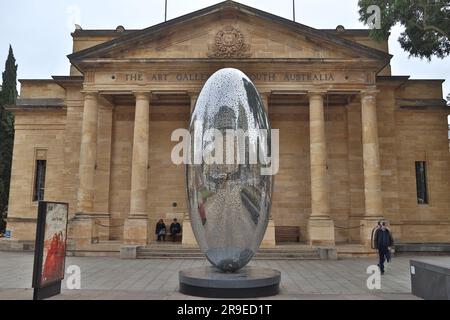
<box><xmin>0</xmin><ymin>0</ymin><xmax>449</xmax><ymax>102</ymax></box>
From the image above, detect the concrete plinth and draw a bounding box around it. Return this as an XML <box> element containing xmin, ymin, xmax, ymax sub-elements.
<box><xmin>120</xmin><ymin>245</ymin><xmax>139</xmax><ymax>259</ymax></box>
<box><xmin>410</xmin><ymin>258</ymin><xmax>450</xmax><ymax>300</ymax></box>
<box><xmin>179</xmin><ymin>266</ymin><xmax>281</xmax><ymax>298</ymax></box>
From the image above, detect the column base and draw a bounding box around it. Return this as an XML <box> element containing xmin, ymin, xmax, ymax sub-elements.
<box><xmin>261</xmin><ymin>218</ymin><xmax>276</xmax><ymax>248</ymax></box>
<box><xmin>360</xmin><ymin>217</ymin><xmax>383</xmax><ymax>248</ymax></box>
<box><xmin>182</xmin><ymin>216</ymin><xmax>198</xmax><ymax>247</ymax></box>
<box><xmin>123</xmin><ymin>216</ymin><xmax>148</xmax><ymax>246</ymax></box>
<box><xmin>70</xmin><ymin>213</ymin><xmax>96</xmax><ymax>250</ymax></box>
<box><xmin>90</xmin><ymin>214</ymin><xmax>111</xmax><ymax>243</ymax></box>
<box><xmin>307</xmin><ymin>217</ymin><xmax>335</xmax><ymax>246</ymax></box>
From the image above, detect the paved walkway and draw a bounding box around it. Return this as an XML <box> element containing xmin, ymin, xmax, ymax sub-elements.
<box><xmin>0</xmin><ymin>252</ymin><xmax>425</xmax><ymax>300</ymax></box>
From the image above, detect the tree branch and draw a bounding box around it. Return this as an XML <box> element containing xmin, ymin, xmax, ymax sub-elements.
<box><xmin>417</xmin><ymin>0</ymin><xmax>449</xmax><ymax>37</ymax></box>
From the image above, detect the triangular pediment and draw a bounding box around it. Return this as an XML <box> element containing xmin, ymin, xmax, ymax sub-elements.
<box><xmin>69</xmin><ymin>1</ymin><xmax>391</xmax><ymax>67</ymax></box>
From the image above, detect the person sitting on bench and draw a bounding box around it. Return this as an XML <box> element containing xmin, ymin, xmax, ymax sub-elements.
<box><xmin>155</xmin><ymin>219</ymin><xmax>166</xmax><ymax>242</ymax></box>
<box><xmin>169</xmin><ymin>218</ymin><xmax>181</xmax><ymax>242</ymax></box>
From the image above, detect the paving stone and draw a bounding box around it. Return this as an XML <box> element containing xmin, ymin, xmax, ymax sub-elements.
<box><xmin>0</xmin><ymin>251</ymin><xmax>424</xmax><ymax>299</ymax></box>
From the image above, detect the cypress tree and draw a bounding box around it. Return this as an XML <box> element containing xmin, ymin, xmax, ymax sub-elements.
<box><xmin>0</xmin><ymin>45</ymin><xmax>17</xmax><ymax>233</ymax></box>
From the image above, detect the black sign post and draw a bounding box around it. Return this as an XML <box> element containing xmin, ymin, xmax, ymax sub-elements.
<box><xmin>32</xmin><ymin>201</ymin><xmax>69</xmax><ymax>300</ymax></box>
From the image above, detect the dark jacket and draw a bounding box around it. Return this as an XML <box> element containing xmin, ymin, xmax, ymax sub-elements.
<box><xmin>156</xmin><ymin>222</ymin><xmax>166</xmax><ymax>235</ymax></box>
<box><xmin>374</xmin><ymin>228</ymin><xmax>393</xmax><ymax>249</ymax></box>
<box><xmin>170</xmin><ymin>222</ymin><xmax>181</xmax><ymax>234</ymax></box>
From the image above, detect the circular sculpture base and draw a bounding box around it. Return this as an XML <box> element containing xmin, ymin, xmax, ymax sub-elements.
<box><xmin>179</xmin><ymin>266</ymin><xmax>281</xmax><ymax>298</ymax></box>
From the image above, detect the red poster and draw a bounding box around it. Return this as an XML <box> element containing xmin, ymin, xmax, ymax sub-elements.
<box><xmin>38</xmin><ymin>203</ymin><xmax>68</xmax><ymax>287</ymax></box>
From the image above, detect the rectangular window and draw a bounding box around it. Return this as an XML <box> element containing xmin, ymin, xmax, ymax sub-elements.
<box><xmin>33</xmin><ymin>160</ymin><xmax>46</xmax><ymax>202</ymax></box>
<box><xmin>415</xmin><ymin>161</ymin><xmax>428</xmax><ymax>205</ymax></box>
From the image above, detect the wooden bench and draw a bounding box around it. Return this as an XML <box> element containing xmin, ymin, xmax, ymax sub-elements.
<box><xmin>167</xmin><ymin>232</ymin><xmax>182</xmax><ymax>242</ymax></box>
<box><xmin>275</xmin><ymin>226</ymin><xmax>300</xmax><ymax>243</ymax></box>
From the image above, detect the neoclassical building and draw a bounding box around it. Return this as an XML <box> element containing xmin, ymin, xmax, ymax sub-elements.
<box><xmin>4</xmin><ymin>1</ymin><xmax>450</xmax><ymax>255</ymax></box>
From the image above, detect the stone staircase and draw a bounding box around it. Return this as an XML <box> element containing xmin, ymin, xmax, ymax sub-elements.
<box><xmin>136</xmin><ymin>244</ymin><xmax>324</xmax><ymax>260</ymax></box>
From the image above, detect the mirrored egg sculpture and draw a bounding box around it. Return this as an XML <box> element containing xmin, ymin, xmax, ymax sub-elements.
<box><xmin>186</xmin><ymin>68</ymin><xmax>274</xmax><ymax>273</ymax></box>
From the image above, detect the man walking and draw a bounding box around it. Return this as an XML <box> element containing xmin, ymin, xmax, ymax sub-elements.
<box><xmin>374</xmin><ymin>222</ymin><xmax>394</xmax><ymax>275</ymax></box>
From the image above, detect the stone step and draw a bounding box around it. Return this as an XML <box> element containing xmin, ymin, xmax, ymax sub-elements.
<box><xmin>138</xmin><ymin>250</ymin><xmax>320</xmax><ymax>256</ymax></box>
<box><xmin>137</xmin><ymin>252</ymin><xmax>319</xmax><ymax>257</ymax></box>
<box><xmin>138</xmin><ymin>248</ymin><xmax>319</xmax><ymax>254</ymax></box>
<box><xmin>140</xmin><ymin>245</ymin><xmax>316</xmax><ymax>250</ymax></box>
<box><xmin>137</xmin><ymin>253</ymin><xmax>320</xmax><ymax>258</ymax></box>
<box><xmin>137</xmin><ymin>255</ymin><xmax>320</xmax><ymax>260</ymax></box>
<box><xmin>137</xmin><ymin>257</ymin><xmax>320</xmax><ymax>260</ymax></box>
<box><xmin>136</xmin><ymin>247</ymin><xmax>321</xmax><ymax>260</ymax></box>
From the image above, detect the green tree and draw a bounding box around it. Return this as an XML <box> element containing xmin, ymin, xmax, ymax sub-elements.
<box><xmin>0</xmin><ymin>45</ymin><xmax>17</xmax><ymax>233</ymax></box>
<box><xmin>358</xmin><ymin>0</ymin><xmax>450</xmax><ymax>60</ymax></box>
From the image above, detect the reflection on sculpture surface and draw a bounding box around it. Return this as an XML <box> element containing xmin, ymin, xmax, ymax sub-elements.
<box><xmin>186</xmin><ymin>68</ymin><xmax>273</xmax><ymax>272</ymax></box>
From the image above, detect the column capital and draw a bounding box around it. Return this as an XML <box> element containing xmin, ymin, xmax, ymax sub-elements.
<box><xmin>133</xmin><ymin>91</ymin><xmax>151</xmax><ymax>100</ymax></box>
<box><xmin>360</xmin><ymin>87</ymin><xmax>379</xmax><ymax>99</ymax></box>
<box><xmin>307</xmin><ymin>90</ymin><xmax>327</xmax><ymax>99</ymax></box>
<box><xmin>81</xmin><ymin>91</ymin><xmax>99</xmax><ymax>99</ymax></box>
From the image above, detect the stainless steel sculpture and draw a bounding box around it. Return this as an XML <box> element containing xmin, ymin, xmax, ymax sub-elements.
<box><xmin>186</xmin><ymin>68</ymin><xmax>273</xmax><ymax>272</ymax></box>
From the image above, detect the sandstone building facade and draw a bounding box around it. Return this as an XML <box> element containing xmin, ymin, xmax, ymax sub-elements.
<box><xmin>4</xmin><ymin>1</ymin><xmax>450</xmax><ymax>255</ymax></box>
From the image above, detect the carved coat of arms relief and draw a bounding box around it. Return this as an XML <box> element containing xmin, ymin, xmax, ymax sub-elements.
<box><xmin>208</xmin><ymin>25</ymin><xmax>251</xmax><ymax>58</ymax></box>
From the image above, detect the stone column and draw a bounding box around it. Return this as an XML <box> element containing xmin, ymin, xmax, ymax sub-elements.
<box><xmin>73</xmin><ymin>92</ymin><xmax>99</xmax><ymax>249</ymax></box>
<box><xmin>77</xmin><ymin>92</ymin><xmax>99</xmax><ymax>213</ymax></box>
<box><xmin>360</xmin><ymin>89</ymin><xmax>383</xmax><ymax>246</ymax></box>
<box><xmin>183</xmin><ymin>92</ymin><xmax>199</xmax><ymax>247</ymax></box>
<box><xmin>307</xmin><ymin>91</ymin><xmax>335</xmax><ymax>246</ymax></box>
<box><xmin>92</xmin><ymin>100</ymin><xmax>114</xmax><ymax>242</ymax></box>
<box><xmin>124</xmin><ymin>92</ymin><xmax>151</xmax><ymax>245</ymax></box>
<box><xmin>260</xmin><ymin>92</ymin><xmax>276</xmax><ymax>248</ymax></box>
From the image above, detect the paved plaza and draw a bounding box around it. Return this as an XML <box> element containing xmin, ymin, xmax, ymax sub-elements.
<box><xmin>0</xmin><ymin>251</ymin><xmax>426</xmax><ymax>300</ymax></box>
